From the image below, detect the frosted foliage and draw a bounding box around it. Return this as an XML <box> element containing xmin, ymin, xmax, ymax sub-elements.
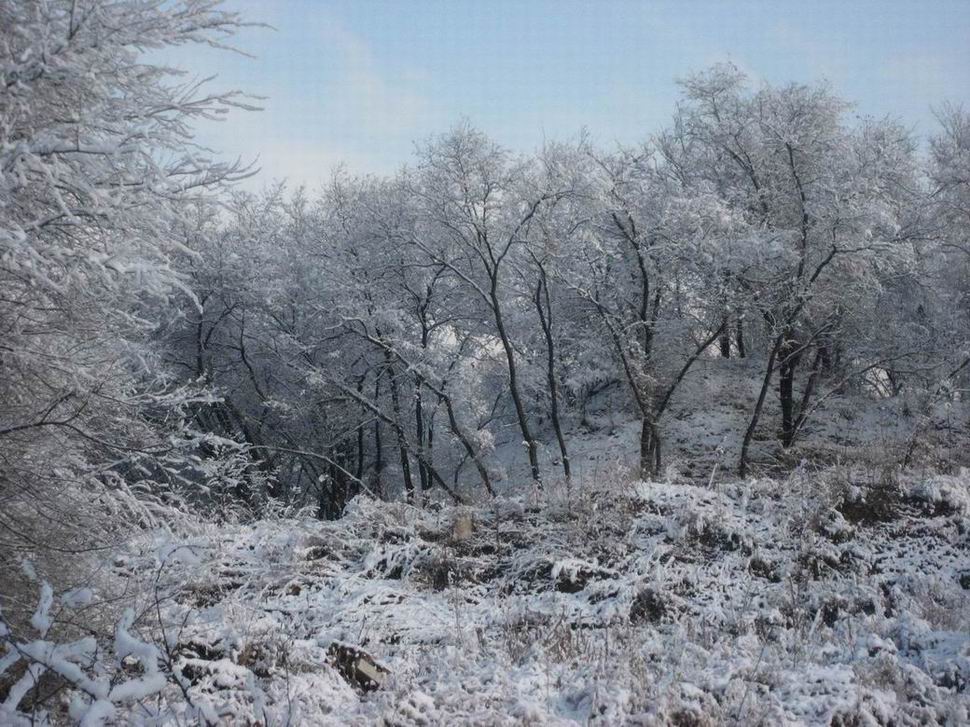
<box><xmin>1</xmin><ymin>3</ymin><xmax>969</xmax><ymax>725</ymax></box>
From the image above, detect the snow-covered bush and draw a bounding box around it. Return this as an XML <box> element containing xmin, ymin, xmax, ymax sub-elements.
<box><xmin>1</xmin><ymin>583</ymin><xmax>181</xmax><ymax>725</ymax></box>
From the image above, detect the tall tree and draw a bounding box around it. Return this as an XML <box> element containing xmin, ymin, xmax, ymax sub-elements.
<box><xmin>0</xmin><ymin>0</ymin><xmax>255</xmax><ymax>582</ymax></box>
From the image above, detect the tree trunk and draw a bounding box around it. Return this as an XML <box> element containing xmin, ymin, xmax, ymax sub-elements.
<box><xmin>490</xmin><ymin>285</ymin><xmax>541</xmax><ymax>484</ymax></box>
<box><xmin>778</xmin><ymin>331</ymin><xmax>801</xmax><ymax>448</ymax></box>
<box><xmin>373</xmin><ymin>377</ymin><xmax>384</xmax><ymax>496</ymax></box>
<box><xmin>719</xmin><ymin>315</ymin><xmax>731</xmax><ymax>358</ymax></box>
<box><xmin>534</xmin><ymin>271</ymin><xmax>571</xmax><ymax>481</ymax></box>
<box><xmin>414</xmin><ymin>388</ymin><xmax>429</xmax><ymax>497</ymax></box>
<box><xmin>639</xmin><ymin>417</ymin><xmax>661</xmax><ymax>479</ymax></box>
<box><xmin>736</xmin><ymin>318</ymin><xmax>746</xmax><ymax>358</ymax></box>
<box><xmin>415</xmin><ymin>309</ymin><xmax>432</xmax><ymax>499</ymax></box>
<box><xmin>739</xmin><ymin>332</ymin><xmax>784</xmax><ymax>477</ymax></box>
<box><xmin>433</xmin><ymin>384</ymin><xmax>495</xmax><ymax>496</ymax></box>
<box><xmin>356</xmin><ymin>378</ymin><xmax>366</xmax><ymax>481</ymax></box>
<box><xmin>790</xmin><ymin>347</ymin><xmax>824</xmax><ymax>444</ymax></box>
<box><xmin>365</xmin><ymin>330</ymin><xmax>495</xmax><ymax>497</ymax></box>
<box><xmin>426</xmin><ymin>421</ymin><xmax>434</xmax><ymax>481</ymax></box>
<box><xmin>334</xmin><ymin>377</ymin><xmax>464</xmax><ymax>503</ymax></box>
<box><xmin>356</xmin><ymin>425</ymin><xmax>365</xmax><ymax>481</ymax></box>
<box><xmin>385</xmin><ymin>356</ymin><xmax>415</xmax><ymax>502</ymax></box>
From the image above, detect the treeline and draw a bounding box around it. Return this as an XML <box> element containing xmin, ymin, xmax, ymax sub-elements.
<box><xmin>2</xmin><ymin>0</ymin><xmax>968</xmax><ymax>568</ymax></box>
<box><xmin>161</xmin><ymin>68</ymin><xmax>970</xmax><ymax>513</ymax></box>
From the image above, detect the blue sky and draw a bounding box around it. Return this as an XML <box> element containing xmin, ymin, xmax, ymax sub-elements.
<box><xmin>173</xmin><ymin>0</ymin><xmax>970</xmax><ymax>188</ymax></box>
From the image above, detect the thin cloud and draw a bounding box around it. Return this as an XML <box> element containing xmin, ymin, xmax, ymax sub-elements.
<box><xmin>316</xmin><ymin>19</ymin><xmax>438</xmax><ymax>138</ymax></box>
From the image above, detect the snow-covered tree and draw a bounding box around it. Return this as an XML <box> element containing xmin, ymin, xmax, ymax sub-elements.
<box><xmin>667</xmin><ymin>65</ymin><xmax>924</xmax><ymax>473</ymax></box>
<box><xmin>0</xmin><ymin>0</ymin><xmax>255</xmax><ymax>590</ymax></box>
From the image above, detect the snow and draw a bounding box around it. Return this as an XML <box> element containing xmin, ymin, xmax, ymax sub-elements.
<box><xmin>29</xmin><ymin>582</ymin><xmax>53</xmax><ymax>636</ymax></box>
<box><xmin>108</xmin><ymin>674</ymin><xmax>169</xmax><ymax>703</ymax></box>
<box><xmin>4</xmin><ymin>465</ymin><xmax>963</xmax><ymax>724</ymax></box>
<box><xmin>62</xmin><ymin>587</ymin><xmax>95</xmax><ymax>609</ymax></box>
<box><xmin>2</xmin><ymin>3</ymin><xmax>967</xmax><ymax>725</ymax></box>
<box><xmin>77</xmin><ymin>699</ymin><xmax>115</xmax><ymax>727</ymax></box>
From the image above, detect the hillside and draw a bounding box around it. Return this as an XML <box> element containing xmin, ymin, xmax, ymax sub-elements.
<box><xmin>3</xmin><ymin>3</ymin><xmax>970</xmax><ymax>725</ymax></box>
<box><xmin>6</xmin><ymin>469</ymin><xmax>967</xmax><ymax>725</ymax></box>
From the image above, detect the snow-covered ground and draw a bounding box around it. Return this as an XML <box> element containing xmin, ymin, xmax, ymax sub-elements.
<box><xmin>481</xmin><ymin>357</ymin><xmax>969</xmax><ymax>499</ymax></box>
<box><xmin>10</xmin><ymin>467</ymin><xmax>968</xmax><ymax>725</ymax></box>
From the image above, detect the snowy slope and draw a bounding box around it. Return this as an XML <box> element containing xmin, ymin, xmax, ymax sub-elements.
<box><xmin>12</xmin><ymin>467</ymin><xmax>965</xmax><ymax>725</ymax></box>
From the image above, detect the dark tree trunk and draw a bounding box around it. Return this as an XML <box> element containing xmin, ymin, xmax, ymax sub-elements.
<box><xmin>415</xmin><ymin>305</ymin><xmax>432</xmax><ymax>499</ymax></box>
<box><xmin>336</xmin><ymin>377</ymin><xmax>464</xmax><ymax>503</ymax></box>
<box><xmin>316</xmin><ymin>472</ymin><xmax>329</xmax><ymax>520</ymax></box>
<box><xmin>434</xmin><ymin>384</ymin><xmax>494</xmax><ymax>496</ymax></box>
<box><xmin>739</xmin><ymin>332</ymin><xmax>784</xmax><ymax>477</ymax></box>
<box><xmin>819</xmin><ymin>341</ymin><xmax>833</xmax><ymax>375</ymax></box>
<box><xmin>490</xmin><ymin>285</ymin><xmax>541</xmax><ymax>484</ymax></box>
<box><xmin>534</xmin><ymin>270</ymin><xmax>571</xmax><ymax>481</ymax></box>
<box><xmin>371</xmin><ymin>331</ymin><xmax>493</xmax><ymax>497</ymax></box>
<box><xmin>373</xmin><ymin>377</ymin><xmax>384</xmax><ymax>496</ymax></box>
<box><xmin>414</xmin><ymin>388</ymin><xmax>429</xmax><ymax>497</ymax></box>
<box><xmin>736</xmin><ymin>318</ymin><xmax>746</xmax><ymax>358</ymax></box>
<box><xmin>355</xmin><ymin>427</ymin><xmax>365</xmax><ymax>481</ymax></box>
<box><xmin>790</xmin><ymin>347</ymin><xmax>824</xmax><ymax>443</ymax></box>
<box><xmin>779</xmin><ymin>360</ymin><xmax>795</xmax><ymax>447</ymax></box>
<box><xmin>385</xmin><ymin>357</ymin><xmax>415</xmax><ymax>502</ymax></box>
<box><xmin>719</xmin><ymin>316</ymin><xmax>731</xmax><ymax>358</ymax></box>
<box><xmin>318</xmin><ymin>454</ymin><xmax>349</xmax><ymax>521</ymax></box>
<box><xmin>355</xmin><ymin>379</ymin><xmax>366</xmax><ymax>481</ymax></box>
<box><xmin>639</xmin><ymin>418</ymin><xmax>652</xmax><ymax>480</ymax></box>
<box><xmin>778</xmin><ymin>330</ymin><xmax>802</xmax><ymax>448</ymax></box>
<box><xmin>638</xmin><ymin>418</ymin><xmax>661</xmax><ymax>479</ymax></box>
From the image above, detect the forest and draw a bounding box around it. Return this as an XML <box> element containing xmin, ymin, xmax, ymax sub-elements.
<box><xmin>1</xmin><ymin>1</ymin><xmax>968</xmax><ymax>724</ymax></box>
